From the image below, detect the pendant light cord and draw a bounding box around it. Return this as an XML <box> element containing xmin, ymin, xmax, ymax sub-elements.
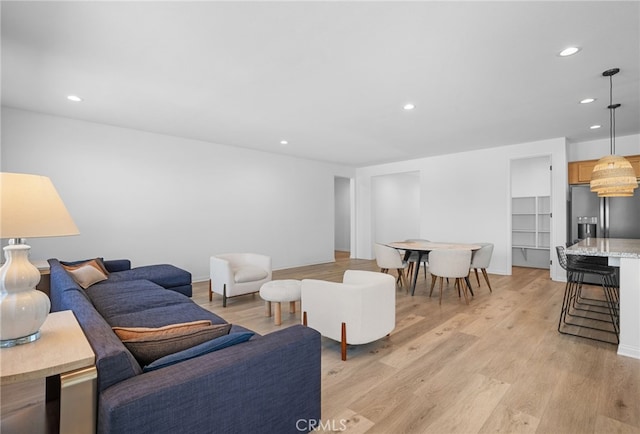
<box><xmin>609</xmin><ymin>73</ymin><xmax>616</xmax><ymax>155</ymax></box>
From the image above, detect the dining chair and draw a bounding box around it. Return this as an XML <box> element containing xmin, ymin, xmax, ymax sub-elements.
<box><xmin>469</xmin><ymin>243</ymin><xmax>494</xmax><ymax>292</ymax></box>
<box><xmin>428</xmin><ymin>249</ymin><xmax>472</xmax><ymax>304</ymax></box>
<box><xmin>373</xmin><ymin>243</ymin><xmax>408</xmax><ymax>290</ymax></box>
<box><xmin>405</xmin><ymin>239</ymin><xmax>429</xmax><ymax>281</ymax></box>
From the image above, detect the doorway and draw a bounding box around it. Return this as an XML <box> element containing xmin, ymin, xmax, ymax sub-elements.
<box><xmin>334</xmin><ymin>177</ymin><xmax>352</xmax><ymax>259</ymax></box>
<box><xmin>510</xmin><ymin>155</ymin><xmax>552</xmax><ymax>272</ymax></box>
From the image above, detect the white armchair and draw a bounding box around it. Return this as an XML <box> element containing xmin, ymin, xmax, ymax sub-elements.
<box><xmin>209</xmin><ymin>253</ymin><xmax>272</xmax><ymax>307</ymax></box>
<box><xmin>301</xmin><ymin>270</ymin><xmax>396</xmax><ymax>361</ymax></box>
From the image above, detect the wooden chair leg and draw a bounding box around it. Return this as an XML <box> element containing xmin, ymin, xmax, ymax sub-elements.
<box><xmin>303</xmin><ymin>311</ymin><xmax>308</xmax><ymax>326</ymax></box>
<box><xmin>429</xmin><ymin>275</ymin><xmax>437</xmax><ymax>297</ymax></box>
<box><xmin>341</xmin><ymin>322</ymin><xmax>347</xmax><ymax>361</ymax></box>
<box><xmin>397</xmin><ymin>269</ymin><xmax>407</xmax><ymax>289</ymax></box>
<box><xmin>209</xmin><ymin>280</ymin><xmax>213</xmax><ymax>302</ymax></box>
<box><xmin>474</xmin><ymin>268</ymin><xmax>481</xmax><ymax>286</ymax></box>
<box><xmin>460</xmin><ymin>278</ymin><xmax>470</xmax><ymax>304</ymax></box>
<box><xmin>482</xmin><ymin>269</ymin><xmax>493</xmax><ymax>292</ymax></box>
<box><xmin>465</xmin><ymin>276</ymin><xmax>475</xmax><ymax>297</ymax></box>
<box><xmin>439</xmin><ymin>277</ymin><xmax>444</xmax><ymax>305</ymax></box>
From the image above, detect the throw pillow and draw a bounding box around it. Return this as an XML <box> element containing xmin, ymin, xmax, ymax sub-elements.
<box><xmin>233</xmin><ymin>265</ymin><xmax>268</xmax><ymax>283</ymax></box>
<box><xmin>114</xmin><ymin>322</ymin><xmax>232</xmax><ymax>366</ymax></box>
<box><xmin>143</xmin><ymin>331</ymin><xmax>255</xmax><ymax>372</ymax></box>
<box><xmin>60</xmin><ymin>257</ymin><xmax>109</xmax><ymax>273</ymax></box>
<box><xmin>112</xmin><ymin>320</ymin><xmax>213</xmax><ymax>340</ymax></box>
<box><xmin>61</xmin><ymin>258</ymin><xmax>109</xmax><ymax>289</ymax></box>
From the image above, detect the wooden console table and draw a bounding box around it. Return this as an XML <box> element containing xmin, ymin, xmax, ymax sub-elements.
<box><xmin>0</xmin><ymin>310</ymin><xmax>97</xmax><ymax>433</ymax></box>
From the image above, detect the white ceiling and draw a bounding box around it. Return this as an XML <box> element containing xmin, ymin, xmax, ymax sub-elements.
<box><xmin>2</xmin><ymin>1</ymin><xmax>639</xmax><ymax>167</ymax></box>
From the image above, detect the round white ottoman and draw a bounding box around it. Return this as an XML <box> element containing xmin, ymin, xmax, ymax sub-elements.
<box><xmin>259</xmin><ymin>280</ymin><xmax>301</xmax><ymax>325</ymax></box>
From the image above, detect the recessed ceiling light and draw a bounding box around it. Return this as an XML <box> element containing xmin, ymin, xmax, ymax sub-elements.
<box><xmin>280</xmin><ymin>140</ymin><xmax>288</xmax><ymax>145</ymax></box>
<box><xmin>403</xmin><ymin>103</ymin><xmax>415</xmax><ymax>111</ymax></box>
<box><xmin>67</xmin><ymin>95</ymin><xmax>82</xmax><ymax>102</ymax></box>
<box><xmin>559</xmin><ymin>47</ymin><xmax>580</xmax><ymax>57</ymax></box>
<box><xmin>580</xmin><ymin>98</ymin><xmax>596</xmax><ymax>104</ymax></box>
<box><xmin>590</xmin><ymin>125</ymin><xmax>601</xmax><ymax>129</ymax></box>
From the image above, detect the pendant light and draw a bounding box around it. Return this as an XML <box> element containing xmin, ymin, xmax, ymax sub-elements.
<box><xmin>590</xmin><ymin>68</ymin><xmax>638</xmax><ymax>197</ymax></box>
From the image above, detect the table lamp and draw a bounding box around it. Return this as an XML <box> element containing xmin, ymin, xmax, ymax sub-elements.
<box><xmin>0</xmin><ymin>172</ymin><xmax>79</xmax><ymax>347</ymax></box>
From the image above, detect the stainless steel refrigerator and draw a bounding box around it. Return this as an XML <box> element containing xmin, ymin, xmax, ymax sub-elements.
<box><xmin>568</xmin><ymin>184</ymin><xmax>640</xmax><ymax>284</ymax></box>
<box><xmin>568</xmin><ymin>184</ymin><xmax>640</xmax><ymax>242</ymax></box>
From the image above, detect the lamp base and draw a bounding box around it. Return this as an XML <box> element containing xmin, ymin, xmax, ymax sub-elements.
<box><xmin>0</xmin><ymin>330</ymin><xmax>41</xmax><ymax>348</ymax></box>
<box><xmin>0</xmin><ymin>242</ymin><xmax>50</xmax><ymax>347</ymax></box>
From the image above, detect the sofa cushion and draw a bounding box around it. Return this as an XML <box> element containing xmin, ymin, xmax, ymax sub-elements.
<box><xmin>103</xmin><ymin>259</ymin><xmax>131</xmax><ymax>273</ymax></box>
<box><xmin>61</xmin><ymin>258</ymin><xmax>109</xmax><ymax>289</ymax></box>
<box><xmin>115</xmin><ymin>322</ymin><xmax>233</xmax><ymax>366</ymax></box>
<box><xmin>233</xmin><ymin>265</ymin><xmax>268</xmax><ymax>283</ymax></box>
<box><xmin>106</xmin><ymin>264</ymin><xmax>191</xmax><ymax>289</ymax></box>
<box><xmin>86</xmin><ymin>280</ymin><xmax>194</xmax><ymax>320</ymax></box>
<box><xmin>85</xmin><ymin>279</ymin><xmax>228</xmax><ymax>329</ymax></box>
<box><xmin>58</xmin><ymin>288</ymin><xmax>142</xmax><ymax>392</ymax></box>
<box><xmin>106</xmin><ymin>304</ymin><xmax>232</xmax><ymax>329</ymax></box>
<box><xmin>143</xmin><ymin>331</ymin><xmax>255</xmax><ymax>372</ymax></box>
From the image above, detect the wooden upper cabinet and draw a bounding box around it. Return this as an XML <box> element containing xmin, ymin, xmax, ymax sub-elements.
<box><xmin>568</xmin><ymin>155</ymin><xmax>640</xmax><ymax>184</ymax></box>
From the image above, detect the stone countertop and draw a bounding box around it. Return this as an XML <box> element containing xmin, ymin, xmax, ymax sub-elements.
<box><xmin>566</xmin><ymin>238</ymin><xmax>640</xmax><ymax>259</ymax></box>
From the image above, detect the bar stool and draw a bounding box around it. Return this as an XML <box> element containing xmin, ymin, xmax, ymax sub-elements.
<box><xmin>555</xmin><ymin>246</ymin><xmax>619</xmax><ymax>344</ymax></box>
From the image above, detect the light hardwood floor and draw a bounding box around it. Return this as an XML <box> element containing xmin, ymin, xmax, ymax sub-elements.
<box><xmin>194</xmin><ymin>253</ymin><xmax>640</xmax><ymax>434</ymax></box>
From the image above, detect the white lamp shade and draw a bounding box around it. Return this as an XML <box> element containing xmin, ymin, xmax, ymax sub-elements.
<box><xmin>1</xmin><ymin>172</ymin><xmax>79</xmax><ymax>239</ymax></box>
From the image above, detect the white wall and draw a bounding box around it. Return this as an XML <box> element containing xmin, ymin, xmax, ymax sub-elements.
<box><xmin>371</xmin><ymin>172</ymin><xmax>420</xmax><ymax>244</ymax></box>
<box><xmin>568</xmin><ymin>134</ymin><xmax>640</xmax><ymax>162</ymax></box>
<box><xmin>511</xmin><ymin>156</ymin><xmax>550</xmax><ymax>198</ymax></box>
<box><xmin>7</xmin><ymin>105</ymin><xmax>632</xmax><ymax>284</ymax></box>
<box><xmin>355</xmin><ymin>138</ymin><xmax>568</xmax><ymax>281</ymax></box>
<box><xmin>1</xmin><ymin>108</ymin><xmax>355</xmax><ymax>281</ymax></box>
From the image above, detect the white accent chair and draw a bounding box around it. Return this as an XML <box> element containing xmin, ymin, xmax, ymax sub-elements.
<box><xmin>209</xmin><ymin>253</ymin><xmax>272</xmax><ymax>307</ymax></box>
<box><xmin>470</xmin><ymin>243</ymin><xmax>494</xmax><ymax>292</ymax></box>
<box><xmin>301</xmin><ymin>270</ymin><xmax>396</xmax><ymax>361</ymax></box>
<box><xmin>428</xmin><ymin>249</ymin><xmax>473</xmax><ymax>304</ymax></box>
<box><xmin>373</xmin><ymin>243</ymin><xmax>408</xmax><ymax>289</ymax></box>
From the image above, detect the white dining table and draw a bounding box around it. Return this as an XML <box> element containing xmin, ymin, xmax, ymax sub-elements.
<box><xmin>386</xmin><ymin>241</ymin><xmax>482</xmax><ymax>296</ymax></box>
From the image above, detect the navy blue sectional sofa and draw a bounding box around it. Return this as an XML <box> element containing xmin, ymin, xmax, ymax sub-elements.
<box><xmin>49</xmin><ymin>258</ymin><xmax>321</xmax><ymax>434</ymax></box>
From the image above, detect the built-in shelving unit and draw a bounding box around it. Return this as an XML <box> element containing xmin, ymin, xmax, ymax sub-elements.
<box><xmin>512</xmin><ymin>196</ymin><xmax>550</xmax><ymax>268</ymax></box>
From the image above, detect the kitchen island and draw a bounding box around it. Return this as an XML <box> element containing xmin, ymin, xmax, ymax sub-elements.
<box><xmin>567</xmin><ymin>238</ymin><xmax>640</xmax><ymax>359</ymax></box>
